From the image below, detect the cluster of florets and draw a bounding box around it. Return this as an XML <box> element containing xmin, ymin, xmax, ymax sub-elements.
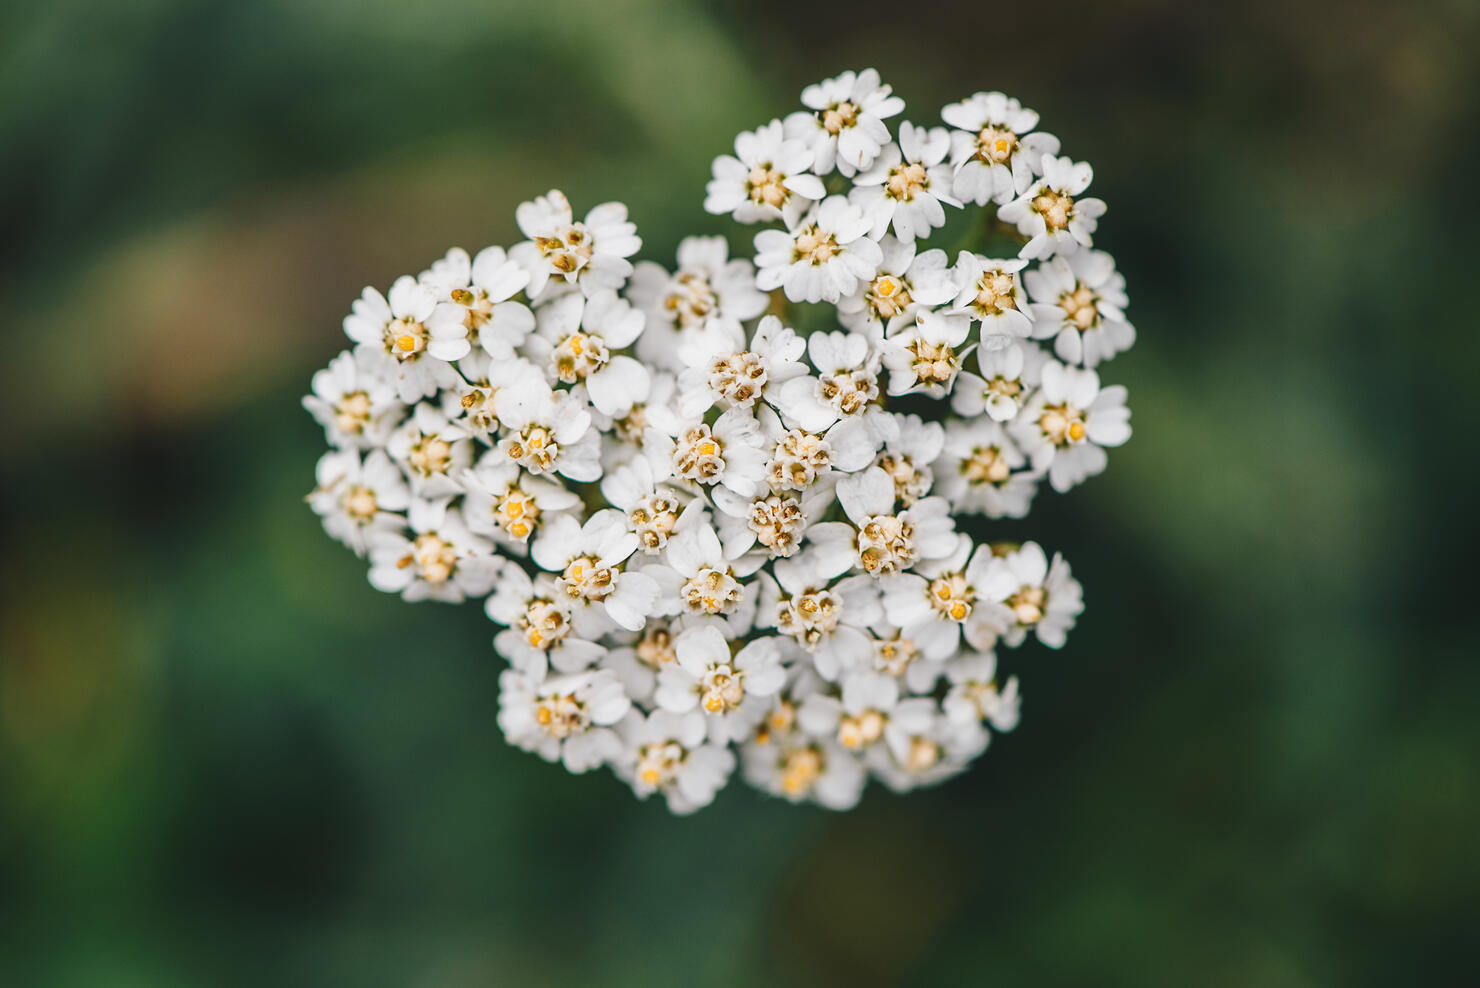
<box><xmin>305</xmin><ymin>70</ymin><xmax>1133</xmax><ymax>813</ymax></box>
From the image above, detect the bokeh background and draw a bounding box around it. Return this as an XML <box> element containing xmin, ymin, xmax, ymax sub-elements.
<box><xmin>4</xmin><ymin>0</ymin><xmax>1478</xmax><ymax>984</ymax></box>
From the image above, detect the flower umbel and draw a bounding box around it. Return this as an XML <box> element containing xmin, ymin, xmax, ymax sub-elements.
<box><xmin>306</xmin><ymin>70</ymin><xmax>1137</xmax><ymax>814</ymax></box>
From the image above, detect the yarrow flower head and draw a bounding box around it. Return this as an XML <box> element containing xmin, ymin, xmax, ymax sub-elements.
<box><xmin>305</xmin><ymin>70</ymin><xmax>1138</xmax><ymax>813</ymax></box>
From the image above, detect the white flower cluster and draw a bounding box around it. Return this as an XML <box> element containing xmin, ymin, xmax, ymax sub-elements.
<box><xmin>306</xmin><ymin>70</ymin><xmax>1135</xmax><ymax>813</ymax></box>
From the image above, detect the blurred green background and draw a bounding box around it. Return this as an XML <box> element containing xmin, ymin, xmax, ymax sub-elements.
<box><xmin>3</xmin><ymin>0</ymin><xmax>1478</xmax><ymax>985</ymax></box>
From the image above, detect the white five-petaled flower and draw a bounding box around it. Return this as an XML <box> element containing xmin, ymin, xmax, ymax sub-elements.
<box><xmin>772</xmin><ymin>331</ymin><xmax>898</xmax><ymax>445</ymax></box>
<box><xmin>308</xmin><ymin>448</ymin><xmax>410</xmax><ymax>555</ymax></box>
<box><xmin>460</xmin><ymin>455</ymin><xmax>581</xmax><ymax>554</ymax></box>
<box><xmin>531</xmin><ymin>509</ymin><xmax>660</xmax><ymax>637</ymax></box>
<box><xmin>646</xmin><ymin>406</ymin><xmax>768</xmax><ymax>499</ymax></box>
<box><xmin>881</xmin><ymin>535</ymin><xmax>1005</xmax><ymax>659</ymax></box>
<box><xmin>704</xmin><ymin>120</ymin><xmax>827</xmax><ymax>226</ymax></box>
<box><xmin>1011</xmin><ymin>361</ymin><xmax>1131</xmax><ymax>493</ymax></box>
<box><xmin>871</xmin><ymin>414</ymin><xmax>944</xmax><ymax>506</ymax></box>
<box><xmin>786</xmin><ymin>68</ymin><xmax>905</xmax><ymax>177</ymax></box>
<box><xmin>942</xmin><ymin>651</ymin><xmax>1022</xmax><ymax>734</ymax></box>
<box><xmin>798</xmin><ymin>672</ymin><xmax>933</xmax><ymax>761</ymax></box>
<box><xmin>941</xmin><ymin>91</ymin><xmax>1060</xmax><ymax>205</ymax></box>
<box><xmin>439</xmin><ymin>352</ymin><xmax>538</xmax><ymax>441</ymax></box>
<box><xmin>629</xmin><ymin>236</ymin><xmax>769</xmax><ymax>371</ymax></box>
<box><xmin>511</xmin><ymin>189</ymin><xmax>642</xmax><ymax>298</ymax></box>
<box><xmin>741</xmin><ymin>731</ymin><xmax>866</xmax><ymax>809</ymax></box>
<box><xmin>676</xmin><ymin>314</ymin><xmax>809</xmax><ymax>417</ymax></box>
<box><xmin>386</xmin><ymin>401</ymin><xmax>474</xmax><ymax>499</ymax></box>
<box><xmin>526</xmin><ymin>291</ymin><xmax>651</xmax><ymax>416</ymax></box>
<box><xmin>978</xmin><ymin>541</ymin><xmax>1084</xmax><ymax>648</ymax></box>
<box><xmin>648</xmin><ymin>520</ymin><xmax>764</xmax><ymax>637</ymax></box>
<box><xmin>757</xmin><ymin>553</ymin><xmax>881</xmax><ymax>682</ymax></box>
<box><xmin>422</xmin><ymin>245</ymin><xmax>532</xmax><ymax>362</ymax></box>
<box><xmin>933</xmin><ymin>419</ymin><xmax>1038</xmax><ymax>519</ymax></box>
<box><xmin>303</xmin><ymin>348</ymin><xmax>403</xmax><ymax>449</ymax></box>
<box><xmin>485</xmin><ymin>565</ymin><xmax>603</xmax><ymax>678</ymax></box>
<box><xmin>806</xmin><ymin>466</ymin><xmax>958</xmax><ymax>580</ymax></box>
<box><xmin>952</xmin><ymin>253</ymin><xmax>1033</xmax><ymax>345</ymax></box>
<box><xmin>881</xmin><ymin>309</ymin><xmax>974</xmax><ymax>398</ymax></box>
<box><xmin>999</xmin><ymin>155</ymin><xmax>1106</xmax><ymax>260</ymax></box>
<box><xmin>837</xmin><ymin>236</ymin><xmax>958</xmax><ymax>339</ymax></box>
<box><xmin>367</xmin><ymin>498</ymin><xmax>501</xmax><ymax>604</ymax></box>
<box><xmin>754</xmin><ymin>196</ymin><xmax>883</xmax><ymax>304</ymax></box>
<box><xmin>342</xmin><ymin>276</ymin><xmax>460</xmax><ymax>403</ymax></box>
<box><xmin>655</xmin><ymin>624</ymin><xmax>786</xmax><ymax>744</ymax></box>
<box><xmin>600</xmin><ymin>455</ymin><xmax>699</xmax><ymax>557</ymax></box>
<box><xmin>850</xmin><ymin>123</ymin><xmax>962</xmax><ymax>242</ymax></box>
<box><xmin>950</xmin><ymin>341</ymin><xmax>1050</xmax><ymax>423</ymax></box>
<box><xmin>497</xmin><ymin>668</ymin><xmax>630</xmax><ymax>773</ymax></box>
<box><xmin>613</xmin><ymin>709</ymin><xmax>736</xmax><ymax>814</ymax></box>
<box><xmin>493</xmin><ymin>377</ymin><xmax>601</xmax><ymax>483</ymax></box>
<box><xmin>1024</xmin><ymin>249</ymin><xmax>1135</xmax><ymax>367</ymax></box>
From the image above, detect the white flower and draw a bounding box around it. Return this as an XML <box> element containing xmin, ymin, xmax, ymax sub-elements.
<box><xmin>602</xmin><ymin>619</ymin><xmax>681</xmax><ymax>706</ymax></box>
<box><xmin>613</xmin><ymin>709</ymin><xmax>736</xmax><ymax>814</ymax></box>
<box><xmin>497</xmin><ymin>668</ymin><xmax>629</xmax><ymax>773</ymax></box>
<box><xmin>952</xmin><ymin>253</ymin><xmax>1033</xmax><ymax>345</ymax></box>
<box><xmin>526</xmin><ymin>291</ymin><xmax>650</xmax><ymax>416</ymax></box>
<box><xmin>786</xmin><ymin>68</ymin><xmax>904</xmax><ymax>176</ymax></box>
<box><xmin>655</xmin><ymin>625</ymin><xmax>786</xmax><ymax>744</ymax></box>
<box><xmin>649</xmin><ymin>520</ymin><xmax>765</xmax><ymax>636</ymax></box>
<box><xmin>806</xmin><ymin>466</ymin><xmax>958</xmax><ymax>579</ymax></box>
<box><xmin>308</xmin><ymin>448</ymin><xmax>410</xmax><ymax>555</ymax></box>
<box><xmin>850</xmin><ymin>123</ymin><xmax>961</xmax><ymax>241</ymax></box>
<box><xmin>386</xmin><ymin>401</ymin><xmax>473</xmax><ymax>499</ymax></box>
<box><xmin>873</xmin><ymin>704</ymin><xmax>985</xmax><ymax>792</ymax></box>
<box><xmin>757</xmin><ymin>553</ymin><xmax>881</xmax><ymax>681</ymax></box>
<box><xmin>865</xmin><ymin>623</ymin><xmax>944</xmax><ymax>695</ymax></box>
<box><xmin>440</xmin><ymin>351</ymin><xmax>539</xmax><ymax>440</ymax></box>
<box><xmin>934</xmin><ymin>419</ymin><xmax>1038</xmax><ymax>519</ymax></box>
<box><xmin>421</xmin><ymin>245</ymin><xmax>532</xmax><ymax>362</ymax></box>
<box><xmin>676</xmin><ymin>314</ymin><xmax>808</xmax><ymax>417</ymax></box>
<box><xmin>756</xmin><ymin>403</ymin><xmax>875</xmax><ymax>496</ymax></box>
<box><xmin>1024</xmin><ymin>249</ymin><xmax>1135</xmax><ymax>367</ymax></box>
<box><xmin>646</xmin><ymin>405</ymin><xmax>768</xmax><ymax>499</ymax></box>
<box><xmin>1010</xmin><ymin>361</ymin><xmax>1131</xmax><ymax>493</ymax></box>
<box><xmin>367</xmin><ymin>498</ymin><xmax>501</xmax><ymax>603</ymax></box>
<box><xmin>591</xmin><ymin>370</ymin><xmax>683</xmax><ymax>468</ymax></box>
<box><xmin>704</xmin><ymin>119</ymin><xmax>826</xmax><ymax>226</ymax></box>
<box><xmin>493</xmin><ymin>377</ymin><xmax>601</xmax><ymax>483</ymax></box>
<box><xmin>772</xmin><ymin>331</ymin><xmax>897</xmax><ymax>444</ymax></box>
<box><xmin>460</xmin><ymin>456</ymin><xmax>581</xmax><ymax>553</ymax></box>
<box><xmin>485</xmin><ymin>565</ymin><xmax>603</xmax><ymax>678</ymax></box>
<box><xmin>510</xmin><ymin>189</ymin><xmax>641</xmax><ymax>298</ymax></box>
<box><xmin>982</xmin><ymin>541</ymin><xmax>1084</xmax><ymax>648</ymax></box>
<box><xmin>880</xmin><ymin>309</ymin><xmax>974</xmax><ymax>398</ymax></box>
<box><xmin>799</xmin><ymin>674</ymin><xmax>935</xmax><ymax>769</ymax></box>
<box><xmin>600</xmin><ymin>455</ymin><xmax>700</xmax><ymax>557</ymax></box>
<box><xmin>880</xmin><ymin>535</ymin><xmax>1002</xmax><ymax>659</ymax></box>
<box><xmin>870</xmin><ymin>413</ymin><xmax>944</xmax><ymax>506</ymax></box>
<box><xmin>303</xmin><ymin>348</ymin><xmax>403</xmax><ymax>449</ymax></box>
<box><xmin>342</xmin><ymin>276</ymin><xmax>460</xmax><ymax>403</ymax></box>
<box><xmin>837</xmin><ymin>237</ymin><xmax>957</xmax><ymax>339</ymax></box>
<box><xmin>629</xmin><ymin>236</ymin><xmax>769</xmax><ymax>371</ymax></box>
<box><xmin>709</xmin><ymin>483</ymin><xmax>830</xmax><ymax>561</ymax></box>
<box><xmin>950</xmin><ymin>342</ymin><xmax>1050</xmax><ymax>423</ymax></box>
<box><xmin>942</xmin><ymin>651</ymin><xmax>1021</xmax><ymax>733</ymax></box>
<box><xmin>998</xmin><ymin>155</ymin><xmax>1106</xmax><ymax>259</ymax></box>
<box><xmin>741</xmin><ymin>733</ymin><xmax>866</xmax><ymax>809</ymax></box>
<box><xmin>754</xmin><ymin>196</ymin><xmax>882</xmax><ymax>304</ymax></box>
<box><xmin>942</xmin><ymin>91</ymin><xmax>1060</xmax><ymax>205</ymax></box>
<box><xmin>531</xmin><ymin>510</ymin><xmax>660</xmax><ymax>636</ymax></box>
